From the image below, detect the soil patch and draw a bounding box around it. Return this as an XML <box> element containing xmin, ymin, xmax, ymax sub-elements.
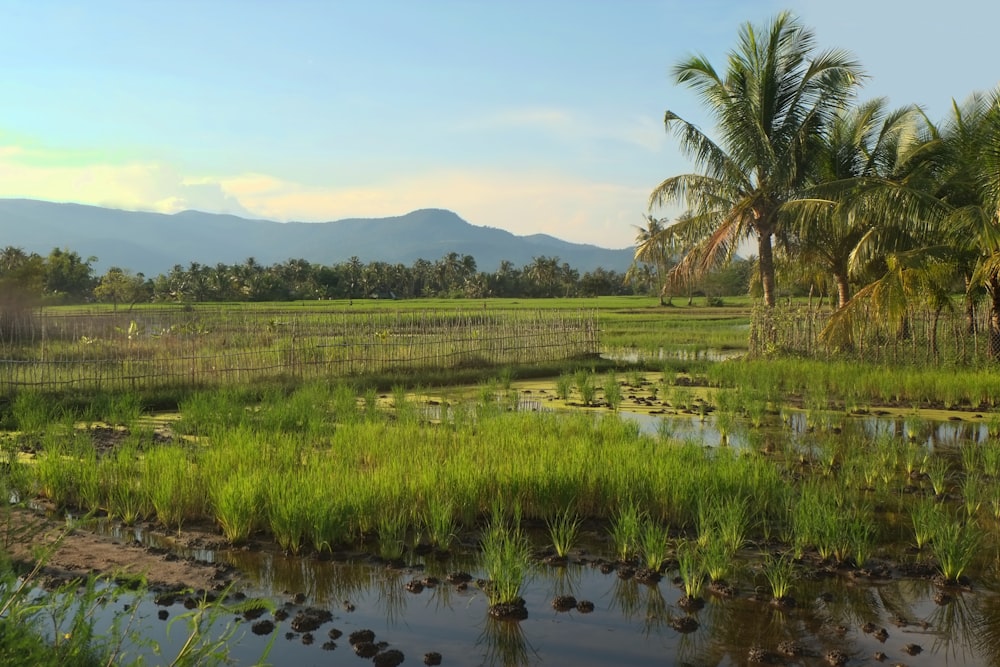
<box><xmin>4</xmin><ymin>506</ymin><xmax>235</xmax><ymax>592</ymax></box>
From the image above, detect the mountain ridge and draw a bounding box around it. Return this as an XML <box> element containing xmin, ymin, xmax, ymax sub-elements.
<box><xmin>0</xmin><ymin>199</ymin><xmax>635</xmax><ymax>276</ymax></box>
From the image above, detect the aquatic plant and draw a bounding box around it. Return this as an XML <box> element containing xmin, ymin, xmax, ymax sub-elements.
<box><xmin>545</xmin><ymin>506</ymin><xmax>582</xmax><ymax>559</ymax></box>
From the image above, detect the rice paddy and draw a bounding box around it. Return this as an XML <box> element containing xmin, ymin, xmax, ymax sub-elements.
<box><xmin>4</xmin><ymin>297</ymin><xmax>1000</xmax><ymax>665</ymax></box>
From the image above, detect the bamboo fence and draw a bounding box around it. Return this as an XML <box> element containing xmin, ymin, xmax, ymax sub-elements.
<box><xmin>0</xmin><ymin>307</ymin><xmax>599</xmax><ymax>394</ymax></box>
<box><xmin>750</xmin><ymin>304</ymin><xmax>997</xmax><ymax>366</ymax></box>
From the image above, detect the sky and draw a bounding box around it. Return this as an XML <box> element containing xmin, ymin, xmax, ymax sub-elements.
<box><xmin>2</xmin><ymin>1</ymin><xmax>998</xmax><ymax>252</ymax></box>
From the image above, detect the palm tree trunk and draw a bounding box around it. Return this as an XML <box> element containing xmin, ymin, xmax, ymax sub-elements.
<box><xmin>965</xmin><ymin>275</ymin><xmax>977</xmax><ymax>334</ymax></box>
<box><xmin>758</xmin><ymin>233</ymin><xmax>777</xmax><ymax>307</ymax></box>
<box><xmin>834</xmin><ymin>272</ymin><xmax>851</xmax><ymax>310</ymax></box>
<box><xmin>990</xmin><ymin>282</ymin><xmax>1000</xmax><ymax>359</ymax></box>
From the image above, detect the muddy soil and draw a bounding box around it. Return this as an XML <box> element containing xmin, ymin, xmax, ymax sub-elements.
<box><xmin>5</xmin><ymin>506</ymin><xmax>237</xmax><ymax>592</ymax></box>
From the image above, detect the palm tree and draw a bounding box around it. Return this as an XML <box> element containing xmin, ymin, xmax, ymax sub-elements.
<box><xmin>648</xmin><ymin>11</ymin><xmax>864</xmax><ymax>307</ymax></box>
<box><xmin>627</xmin><ymin>215</ymin><xmax>676</xmax><ymax>305</ymax></box>
<box><xmin>789</xmin><ymin>98</ymin><xmax>925</xmax><ymax>308</ymax></box>
<box><xmin>941</xmin><ymin>90</ymin><xmax>1000</xmax><ymax>355</ymax></box>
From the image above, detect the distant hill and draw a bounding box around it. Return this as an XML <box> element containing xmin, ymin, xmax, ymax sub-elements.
<box><xmin>0</xmin><ymin>199</ymin><xmax>635</xmax><ymax>276</ymax></box>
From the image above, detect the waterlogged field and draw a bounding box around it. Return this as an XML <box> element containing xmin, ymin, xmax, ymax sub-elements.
<box><xmin>5</xmin><ymin>350</ymin><xmax>1000</xmax><ymax>665</ymax></box>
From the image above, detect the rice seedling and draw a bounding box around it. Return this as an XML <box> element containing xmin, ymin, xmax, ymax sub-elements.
<box><xmin>846</xmin><ymin>508</ymin><xmax>876</xmax><ymax>568</ymax></box>
<box><xmin>989</xmin><ymin>484</ymin><xmax>1000</xmax><ymax>520</ymax></box>
<box><xmin>376</xmin><ymin>507</ymin><xmax>409</xmax><ymax>560</ymax></box>
<box><xmin>699</xmin><ymin>496</ymin><xmax>749</xmax><ymax>555</ymax></box>
<box><xmin>962</xmin><ymin>474</ymin><xmax>983</xmax><ymax>518</ymax></box>
<box><xmin>423</xmin><ymin>495</ymin><xmax>458</xmax><ymax>552</ymax></box>
<box><xmin>144</xmin><ymin>445</ymin><xmax>202</xmax><ymax>531</ymax></box>
<box><xmin>925</xmin><ymin>457</ymin><xmax>951</xmax><ymax>496</ymax></box>
<box><xmin>545</xmin><ymin>505</ymin><xmax>582</xmax><ymax>559</ymax></box>
<box><xmin>931</xmin><ymin>517</ymin><xmax>979</xmax><ymax>584</ymax></box>
<box><xmin>362</xmin><ymin>386</ymin><xmax>381</xmax><ymax>421</ymax></box>
<box><xmin>102</xmin><ymin>391</ymin><xmax>143</xmax><ymax>427</ymax></box>
<box><xmin>761</xmin><ymin>553</ymin><xmax>796</xmax><ymax>602</ymax></box>
<box><xmin>10</xmin><ymin>389</ymin><xmax>62</xmax><ymax>434</ymax></box>
<box><xmin>554</xmin><ymin>373</ymin><xmax>573</xmax><ymax>401</ymax></box>
<box><xmin>982</xmin><ymin>439</ymin><xmax>1000</xmax><ymax>478</ymax></box>
<box><xmin>211</xmin><ymin>473</ymin><xmax>264</xmax><ymax>544</ymax></box>
<box><xmin>480</xmin><ymin>516</ymin><xmax>532</xmax><ymax>607</ymax></box>
<box><xmin>911</xmin><ymin>498</ymin><xmax>939</xmax><ymax>550</ymax></box>
<box><xmin>675</xmin><ymin>540</ymin><xmax>705</xmax><ymax>600</ymax></box>
<box><xmin>960</xmin><ymin>441</ymin><xmax>982</xmax><ymax>475</ymax></box>
<box><xmin>903</xmin><ymin>414</ymin><xmax>925</xmax><ymax>442</ymax></box>
<box><xmin>902</xmin><ymin>443</ymin><xmax>927</xmax><ymax>480</ymax></box>
<box><xmin>266</xmin><ymin>479</ymin><xmax>312</xmax><ymax>555</ymax></box>
<box><xmin>575</xmin><ymin>370</ymin><xmax>596</xmax><ymax>406</ymax></box>
<box><xmin>74</xmin><ymin>444</ymin><xmax>102</xmax><ymax>514</ymax></box>
<box><xmin>637</xmin><ymin>517</ymin><xmax>671</xmax><ymax>571</ymax></box>
<box><xmin>603</xmin><ymin>373</ymin><xmax>622</xmax><ymax>411</ymax></box>
<box><xmin>701</xmin><ymin>536</ymin><xmax>732</xmax><ymax>583</ymax></box>
<box><xmin>626</xmin><ymin>369</ymin><xmax>644</xmax><ymax>389</ymax></box>
<box><xmin>609</xmin><ymin>503</ymin><xmax>642</xmax><ymax>563</ymax></box>
<box><xmin>331</xmin><ymin>381</ymin><xmax>361</xmax><ymax>423</ymax></box>
<box><xmin>670</xmin><ymin>386</ymin><xmax>692</xmax><ymax>412</ymax></box>
<box><xmin>34</xmin><ymin>437</ymin><xmax>79</xmax><ymax>510</ymax></box>
<box><xmin>497</xmin><ymin>367</ymin><xmax>515</xmax><ymax>391</ymax></box>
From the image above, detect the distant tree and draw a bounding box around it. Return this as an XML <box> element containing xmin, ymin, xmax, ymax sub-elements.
<box><xmin>94</xmin><ymin>267</ymin><xmax>149</xmax><ymax>310</ymax></box>
<box><xmin>44</xmin><ymin>248</ymin><xmax>97</xmax><ymax>303</ymax></box>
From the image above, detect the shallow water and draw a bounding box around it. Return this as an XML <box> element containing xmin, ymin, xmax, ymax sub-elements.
<box><xmin>71</xmin><ymin>536</ymin><xmax>1000</xmax><ymax>667</ymax></box>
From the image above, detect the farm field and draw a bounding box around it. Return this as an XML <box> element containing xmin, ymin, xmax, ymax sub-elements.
<box><xmin>3</xmin><ymin>297</ymin><xmax>1000</xmax><ymax>666</ymax></box>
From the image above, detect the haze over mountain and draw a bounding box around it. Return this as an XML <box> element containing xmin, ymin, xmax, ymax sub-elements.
<box><xmin>0</xmin><ymin>199</ymin><xmax>635</xmax><ymax>276</ymax></box>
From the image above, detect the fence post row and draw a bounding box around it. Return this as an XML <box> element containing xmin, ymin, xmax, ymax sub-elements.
<box><xmin>0</xmin><ymin>308</ymin><xmax>600</xmax><ymax>394</ymax></box>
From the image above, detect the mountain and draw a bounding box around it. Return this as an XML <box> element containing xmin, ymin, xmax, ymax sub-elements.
<box><xmin>0</xmin><ymin>199</ymin><xmax>635</xmax><ymax>276</ymax></box>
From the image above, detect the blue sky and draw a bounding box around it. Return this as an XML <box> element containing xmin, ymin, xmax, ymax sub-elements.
<box><xmin>2</xmin><ymin>1</ymin><xmax>998</xmax><ymax>251</ymax></box>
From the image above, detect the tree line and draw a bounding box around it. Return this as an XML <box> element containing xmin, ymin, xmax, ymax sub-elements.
<box><xmin>0</xmin><ymin>246</ymin><xmax>754</xmax><ymax>308</ymax></box>
<box><xmin>643</xmin><ymin>11</ymin><xmax>1000</xmax><ymax>352</ymax></box>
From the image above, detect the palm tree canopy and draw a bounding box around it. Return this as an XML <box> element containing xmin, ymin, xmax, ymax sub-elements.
<box><xmin>649</xmin><ymin>11</ymin><xmax>864</xmax><ymax>305</ymax></box>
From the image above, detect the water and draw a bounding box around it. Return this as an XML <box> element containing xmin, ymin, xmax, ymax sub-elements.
<box><xmin>60</xmin><ymin>538</ymin><xmax>1000</xmax><ymax>666</ymax></box>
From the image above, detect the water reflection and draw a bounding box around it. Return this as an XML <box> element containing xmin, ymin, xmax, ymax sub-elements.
<box><xmin>478</xmin><ymin>618</ymin><xmax>538</xmax><ymax>667</ymax></box>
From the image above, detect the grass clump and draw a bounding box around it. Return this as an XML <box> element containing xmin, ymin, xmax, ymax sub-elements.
<box><xmin>545</xmin><ymin>506</ymin><xmax>581</xmax><ymax>559</ymax></box>
<box><xmin>481</xmin><ymin>506</ymin><xmax>532</xmax><ymax>606</ymax></box>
